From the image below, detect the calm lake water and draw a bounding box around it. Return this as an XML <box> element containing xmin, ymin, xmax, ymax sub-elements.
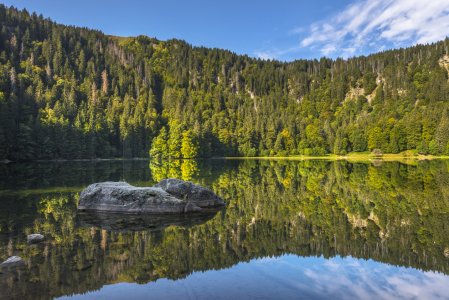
<box><xmin>1</xmin><ymin>159</ymin><xmax>449</xmax><ymax>299</ymax></box>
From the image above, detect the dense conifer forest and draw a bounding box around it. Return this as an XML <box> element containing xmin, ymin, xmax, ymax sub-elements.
<box><xmin>1</xmin><ymin>5</ymin><xmax>449</xmax><ymax>160</ymax></box>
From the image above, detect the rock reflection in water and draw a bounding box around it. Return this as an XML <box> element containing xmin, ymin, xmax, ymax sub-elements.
<box><xmin>77</xmin><ymin>209</ymin><xmax>222</xmax><ymax>232</ymax></box>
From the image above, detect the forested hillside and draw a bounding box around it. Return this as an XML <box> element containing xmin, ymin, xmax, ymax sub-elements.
<box><xmin>1</xmin><ymin>5</ymin><xmax>449</xmax><ymax>161</ymax></box>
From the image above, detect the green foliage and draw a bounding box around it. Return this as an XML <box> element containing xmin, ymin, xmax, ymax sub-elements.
<box><xmin>1</xmin><ymin>4</ymin><xmax>449</xmax><ymax>161</ymax></box>
<box><xmin>150</xmin><ymin>126</ymin><xmax>168</xmax><ymax>158</ymax></box>
<box><xmin>417</xmin><ymin>140</ymin><xmax>428</xmax><ymax>155</ymax></box>
<box><xmin>429</xmin><ymin>140</ymin><xmax>439</xmax><ymax>155</ymax></box>
<box><xmin>362</xmin><ymin>72</ymin><xmax>377</xmax><ymax>95</ymax></box>
<box><xmin>168</xmin><ymin>122</ymin><xmax>182</xmax><ymax>158</ymax></box>
<box><xmin>435</xmin><ymin>109</ymin><xmax>449</xmax><ymax>153</ymax></box>
<box><xmin>368</xmin><ymin>127</ymin><xmax>384</xmax><ymax>150</ymax></box>
<box><xmin>181</xmin><ymin>130</ymin><xmax>198</xmax><ymax>158</ymax></box>
<box><xmin>351</xmin><ymin>130</ymin><xmax>367</xmax><ymax>152</ymax></box>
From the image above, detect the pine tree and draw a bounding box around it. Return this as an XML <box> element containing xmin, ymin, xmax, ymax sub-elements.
<box><xmin>10</xmin><ymin>35</ymin><xmax>17</xmax><ymax>54</ymax></box>
<box><xmin>181</xmin><ymin>130</ymin><xmax>198</xmax><ymax>158</ymax></box>
<box><xmin>46</xmin><ymin>63</ymin><xmax>52</xmax><ymax>82</ymax></box>
<box><xmin>417</xmin><ymin>140</ymin><xmax>428</xmax><ymax>155</ymax></box>
<box><xmin>168</xmin><ymin>122</ymin><xmax>182</xmax><ymax>158</ymax></box>
<box><xmin>9</xmin><ymin>67</ymin><xmax>16</xmax><ymax>94</ymax></box>
<box><xmin>150</xmin><ymin>126</ymin><xmax>169</xmax><ymax>158</ymax></box>
<box><xmin>351</xmin><ymin>130</ymin><xmax>366</xmax><ymax>152</ymax></box>
<box><xmin>435</xmin><ymin>109</ymin><xmax>449</xmax><ymax>153</ymax></box>
<box><xmin>273</xmin><ymin>133</ymin><xmax>284</xmax><ymax>154</ymax></box>
<box><xmin>389</xmin><ymin>133</ymin><xmax>399</xmax><ymax>154</ymax></box>
<box><xmin>13</xmin><ymin>123</ymin><xmax>35</xmax><ymax>160</ymax></box>
<box><xmin>368</xmin><ymin>127</ymin><xmax>384</xmax><ymax>150</ymax></box>
<box><xmin>407</xmin><ymin>117</ymin><xmax>422</xmax><ymax>150</ymax></box>
<box><xmin>429</xmin><ymin>140</ymin><xmax>439</xmax><ymax>155</ymax></box>
<box><xmin>102</xmin><ymin>70</ymin><xmax>108</xmax><ymax>96</ymax></box>
<box><xmin>91</xmin><ymin>82</ymin><xmax>98</xmax><ymax>106</ymax></box>
<box><xmin>334</xmin><ymin>133</ymin><xmax>342</xmax><ymax>154</ymax></box>
<box><xmin>78</xmin><ymin>50</ymin><xmax>85</xmax><ymax>77</ymax></box>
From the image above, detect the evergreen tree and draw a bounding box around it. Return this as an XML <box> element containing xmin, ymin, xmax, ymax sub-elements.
<box><xmin>273</xmin><ymin>133</ymin><xmax>284</xmax><ymax>154</ymax></box>
<box><xmin>417</xmin><ymin>140</ymin><xmax>428</xmax><ymax>155</ymax></box>
<box><xmin>368</xmin><ymin>127</ymin><xmax>384</xmax><ymax>150</ymax></box>
<box><xmin>435</xmin><ymin>110</ymin><xmax>449</xmax><ymax>153</ymax></box>
<box><xmin>429</xmin><ymin>140</ymin><xmax>439</xmax><ymax>155</ymax></box>
<box><xmin>181</xmin><ymin>130</ymin><xmax>198</xmax><ymax>158</ymax></box>
<box><xmin>150</xmin><ymin>126</ymin><xmax>169</xmax><ymax>158</ymax></box>
<box><xmin>101</xmin><ymin>70</ymin><xmax>108</xmax><ymax>96</ymax></box>
<box><xmin>168</xmin><ymin>122</ymin><xmax>182</xmax><ymax>158</ymax></box>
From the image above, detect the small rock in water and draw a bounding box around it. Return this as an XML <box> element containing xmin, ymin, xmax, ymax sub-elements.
<box><xmin>0</xmin><ymin>256</ymin><xmax>24</xmax><ymax>267</ymax></box>
<box><xmin>27</xmin><ymin>234</ymin><xmax>45</xmax><ymax>244</ymax></box>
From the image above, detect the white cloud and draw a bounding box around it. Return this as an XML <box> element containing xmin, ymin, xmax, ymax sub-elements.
<box><xmin>321</xmin><ymin>44</ymin><xmax>337</xmax><ymax>56</ymax></box>
<box><xmin>300</xmin><ymin>0</ymin><xmax>449</xmax><ymax>58</ymax></box>
<box><xmin>255</xmin><ymin>51</ymin><xmax>277</xmax><ymax>60</ymax></box>
<box><xmin>254</xmin><ymin>44</ymin><xmax>303</xmax><ymax>61</ymax></box>
<box><xmin>257</xmin><ymin>0</ymin><xmax>449</xmax><ymax>60</ymax></box>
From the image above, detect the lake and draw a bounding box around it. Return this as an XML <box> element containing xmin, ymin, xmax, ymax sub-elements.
<box><xmin>1</xmin><ymin>159</ymin><xmax>449</xmax><ymax>299</ymax></box>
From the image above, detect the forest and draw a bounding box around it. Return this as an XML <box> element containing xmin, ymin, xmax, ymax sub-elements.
<box><xmin>1</xmin><ymin>159</ymin><xmax>449</xmax><ymax>299</ymax></box>
<box><xmin>1</xmin><ymin>5</ymin><xmax>449</xmax><ymax>161</ymax></box>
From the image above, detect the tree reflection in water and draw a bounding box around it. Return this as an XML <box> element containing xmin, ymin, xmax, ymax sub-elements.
<box><xmin>1</xmin><ymin>159</ymin><xmax>449</xmax><ymax>299</ymax></box>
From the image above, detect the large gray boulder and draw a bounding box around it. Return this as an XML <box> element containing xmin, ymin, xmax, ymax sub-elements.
<box><xmin>0</xmin><ymin>256</ymin><xmax>24</xmax><ymax>267</ymax></box>
<box><xmin>77</xmin><ymin>181</ymin><xmax>221</xmax><ymax>214</ymax></box>
<box><xmin>154</xmin><ymin>178</ymin><xmax>225</xmax><ymax>208</ymax></box>
<box><xmin>27</xmin><ymin>234</ymin><xmax>44</xmax><ymax>244</ymax></box>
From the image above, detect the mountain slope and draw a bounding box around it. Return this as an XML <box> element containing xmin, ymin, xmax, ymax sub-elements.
<box><xmin>0</xmin><ymin>4</ymin><xmax>448</xmax><ymax>160</ymax></box>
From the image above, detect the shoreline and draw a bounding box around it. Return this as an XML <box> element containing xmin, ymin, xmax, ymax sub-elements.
<box><xmin>2</xmin><ymin>154</ymin><xmax>449</xmax><ymax>164</ymax></box>
<box><xmin>225</xmin><ymin>153</ymin><xmax>449</xmax><ymax>162</ymax></box>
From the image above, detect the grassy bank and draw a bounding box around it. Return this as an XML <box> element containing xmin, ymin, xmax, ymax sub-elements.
<box><xmin>227</xmin><ymin>150</ymin><xmax>449</xmax><ymax>162</ymax></box>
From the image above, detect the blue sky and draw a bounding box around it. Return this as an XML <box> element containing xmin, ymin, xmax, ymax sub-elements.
<box><xmin>5</xmin><ymin>0</ymin><xmax>449</xmax><ymax>62</ymax></box>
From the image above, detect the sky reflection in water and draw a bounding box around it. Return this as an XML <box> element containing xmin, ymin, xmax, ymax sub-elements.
<box><xmin>58</xmin><ymin>255</ymin><xmax>448</xmax><ymax>300</ymax></box>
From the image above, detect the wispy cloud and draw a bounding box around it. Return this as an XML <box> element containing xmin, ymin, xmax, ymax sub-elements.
<box><xmin>255</xmin><ymin>51</ymin><xmax>278</xmax><ymax>60</ymax></box>
<box><xmin>255</xmin><ymin>45</ymin><xmax>302</xmax><ymax>61</ymax></box>
<box><xmin>303</xmin><ymin>0</ymin><xmax>449</xmax><ymax>57</ymax></box>
<box><xmin>257</xmin><ymin>0</ymin><xmax>449</xmax><ymax>60</ymax></box>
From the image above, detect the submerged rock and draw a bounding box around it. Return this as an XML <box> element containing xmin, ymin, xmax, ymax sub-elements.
<box><xmin>27</xmin><ymin>234</ymin><xmax>44</xmax><ymax>244</ymax></box>
<box><xmin>0</xmin><ymin>256</ymin><xmax>24</xmax><ymax>267</ymax></box>
<box><xmin>77</xmin><ymin>181</ymin><xmax>224</xmax><ymax>214</ymax></box>
<box><xmin>154</xmin><ymin>178</ymin><xmax>225</xmax><ymax>208</ymax></box>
